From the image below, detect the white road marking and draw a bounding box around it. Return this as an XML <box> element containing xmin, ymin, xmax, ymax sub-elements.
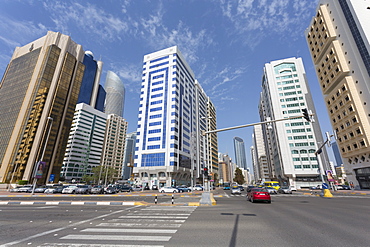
<box><xmin>40</xmin><ymin>244</ymin><xmax>163</xmax><ymax>247</ymax></box>
<box><xmin>119</xmin><ymin>215</ymin><xmax>188</xmax><ymax>219</ymax></box>
<box><xmin>97</xmin><ymin>223</ymin><xmax>182</xmax><ymax>228</ymax></box>
<box><xmin>81</xmin><ymin>228</ymin><xmax>177</xmax><ymax>234</ymax></box>
<box><xmin>60</xmin><ymin>234</ymin><xmax>171</xmax><ymax>241</ymax></box>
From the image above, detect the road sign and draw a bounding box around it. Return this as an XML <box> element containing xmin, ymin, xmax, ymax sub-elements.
<box><xmin>49</xmin><ymin>174</ymin><xmax>55</xmax><ymax>182</ymax></box>
<box><xmin>322</xmin><ymin>183</ymin><xmax>329</xmax><ymax>189</ymax></box>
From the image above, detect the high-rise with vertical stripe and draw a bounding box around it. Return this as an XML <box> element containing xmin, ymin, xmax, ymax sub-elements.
<box><xmin>134</xmin><ymin>46</ymin><xmax>214</xmax><ymax>188</ymax></box>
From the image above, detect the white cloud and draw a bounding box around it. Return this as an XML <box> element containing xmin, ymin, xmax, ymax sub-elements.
<box><xmin>218</xmin><ymin>0</ymin><xmax>319</xmax><ymax>49</ymax></box>
<box><xmin>43</xmin><ymin>1</ymin><xmax>129</xmax><ymax>42</ymax></box>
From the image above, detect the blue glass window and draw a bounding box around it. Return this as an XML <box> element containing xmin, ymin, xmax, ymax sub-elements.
<box><xmin>148</xmin><ymin>137</ymin><xmax>161</xmax><ymax>141</ymax></box>
<box><xmin>148</xmin><ymin>145</ymin><xmax>160</xmax><ymax>150</ymax></box>
<box><xmin>149</xmin><ymin>121</ymin><xmax>161</xmax><ymax>126</ymax></box>
<box><xmin>149</xmin><ymin>129</ymin><xmax>161</xmax><ymax>134</ymax></box>
<box><xmin>141</xmin><ymin>153</ymin><xmax>165</xmax><ymax>167</ymax></box>
<box><xmin>150</xmin><ymin>107</ymin><xmax>162</xmax><ymax>112</ymax></box>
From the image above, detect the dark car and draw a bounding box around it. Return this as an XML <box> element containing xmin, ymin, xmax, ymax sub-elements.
<box><xmin>246</xmin><ymin>185</ymin><xmax>256</xmax><ymax>192</ymax></box>
<box><xmin>176</xmin><ymin>185</ymin><xmax>191</xmax><ymax>193</ymax></box>
<box><xmin>121</xmin><ymin>185</ymin><xmax>132</xmax><ymax>192</ymax></box>
<box><xmin>247</xmin><ymin>188</ymin><xmax>271</xmax><ymax>203</ymax></box>
<box><xmin>152</xmin><ymin>185</ymin><xmax>158</xmax><ymax>190</ymax></box>
<box><xmin>237</xmin><ymin>185</ymin><xmax>244</xmax><ymax>191</ymax></box>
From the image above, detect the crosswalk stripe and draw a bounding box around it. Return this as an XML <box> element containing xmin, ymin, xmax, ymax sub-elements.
<box><xmin>97</xmin><ymin>223</ymin><xmax>182</xmax><ymax>228</ymax></box>
<box><xmin>41</xmin><ymin>244</ymin><xmax>164</xmax><ymax>247</ymax></box>
<box><xmin>108</xmin><ymin>219</ymin><xmax>186</xmax><ymax>223</ymax></box>
<box><xmin>81</xmin><ymin>228</ymin><xmax>177</xmax><ymax>234</ymax></box>
<box><xmin>60</xmin><ymin>234</ymin><xmax>172</xmax><ymax>241</ymax></box>
<box><xmin>119</xmin><ymin>216</ymin><xmax>188</xmax><ymax>219</ymax></box>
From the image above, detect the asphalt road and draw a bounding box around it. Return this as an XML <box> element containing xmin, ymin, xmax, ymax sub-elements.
<box><xmin>1</xmin><ymin>192</ymin><xmax>369</xmax><ymax>247</ymax></box>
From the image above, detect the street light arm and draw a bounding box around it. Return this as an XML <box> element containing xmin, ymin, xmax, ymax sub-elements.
<box><xmin>203</xmin><ymin>114</ymin><xmax>311</xmax><ymax>135</ymax></box>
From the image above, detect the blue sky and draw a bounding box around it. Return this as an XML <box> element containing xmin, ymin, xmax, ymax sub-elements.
<box><xmin>0</xmin><ymin>0</ymin><xmax>333</xmax><ymax>169</ymax></box>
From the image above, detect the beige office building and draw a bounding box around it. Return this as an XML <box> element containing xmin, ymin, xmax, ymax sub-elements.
<box><xmin>0</xmin><ymin>31</ymin><xmax>85</xmax><ymax>184</ymax></box>
<box><xmin>306</xmin><ymin>0</ymin><xmax>370</xmax><ymax>189</ymax></box>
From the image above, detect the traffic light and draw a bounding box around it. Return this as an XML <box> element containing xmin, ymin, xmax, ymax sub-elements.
<box><xmin>302</xmin><ymin>108</ymin><xmax>310</xmax><ymax>122</ymax></box>
<box><xmin>203</xmin><ymin>167</ymin><xmax>208</xmax><ymax>176</ymax></box>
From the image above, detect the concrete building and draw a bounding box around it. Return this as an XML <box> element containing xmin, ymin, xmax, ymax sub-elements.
<box><xmin>61</xmin><ymin>103</ymin><xmax>107</xmax><ymax>182</ymax></box>
<box><xmin>0</xmin><ymin>31</ymin><xmax>85</xmax><ymax>184</ymax></box>
<box><xmin>104</xmin><ymin>71</ymin><xmax>125</xmax><ymax>117</ymax></box>
<box><xmin>252</xmin><ymin>125</ymin><xmax>269</xmax><ymax>183</ymax></box>
<box><xmin>259</xmin><ymin>57</ymin><xmax>329</xmax><ymax>189</ymax></box>
<box><xmin>101</xmin><ymin>114</ymin><xmax>128</xmax><ymax>183</ymax></box>
<box><xmin>233</xmin><ymin>137</ymin><xmax>247</xmax><ymax>170</ymax></box>
<box><xmin>218</xmin><ymin>153</ymin><xmax>233</xmax><ymax>184</ymax></box>
<box><xmin>306</xmin><ymin>0</ymin><xmax>370</xmax><ymax>189</ymax></box>
<box><xmin>133</xmin><ymin>46</ymin><xmax>216</xmax><ymax>187</ymax></box>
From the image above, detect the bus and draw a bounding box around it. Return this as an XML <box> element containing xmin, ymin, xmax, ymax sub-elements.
<box><xmin>263</xmin><ymin>181</ymin><xmax>280</xmax><ymax>190</ymax></box>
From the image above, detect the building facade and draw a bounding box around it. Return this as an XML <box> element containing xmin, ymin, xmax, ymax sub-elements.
<box><xmin>233</xmin><ymin>137</ymin><xmax>247</xmax><ymax>170</ymax></box>
<box><xmin>104</xmin><ymin>71</ymin><xmax>125</xmax><ymax>117</ymax></box>
<box><xmin>252</xmin><ymin>125</ymin><xmax>269</xmax><ymax>183</ymax></box>
<box><xmin>101</xmin><ymin>114</ymin><xmax>128</xmax><ymax>183</ymax></box>
<box><xmin>61</xmin><ymin>103</ymin><xmax>107</xmax><ymax>182</ymax></box>
<box><xmin>259</xmin><ymin>57</ymin><xmax>329</xmax><ymax>190</ymax></box>
<box><xmin>306</xmin><ymin>0</ymin><xmax>370</xmax><ymax>189</ymax></box>
<box><xmin>0</xmin><ymin>31</ymin><xmax>85</xmax><ymax>184</ymax></box>
<box><xmin>133</xmin><ymin>46</ymin><xmax>215</xmax><ymax>187</ymax></box>
<box><xmin>122</xmin><ymin>132</ymin><xmax>137</xmax><ymax>181</ymax></box>
<box><xmin>77</xmin><ymin>51</ymin><xmax>104</xmax><ymax>110</ymax></box>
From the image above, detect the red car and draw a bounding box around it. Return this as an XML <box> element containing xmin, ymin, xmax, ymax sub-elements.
<box><xmin>247</xmin><ymin>188</ymin><xmax>271</xmax><ymax>203</ymax></box>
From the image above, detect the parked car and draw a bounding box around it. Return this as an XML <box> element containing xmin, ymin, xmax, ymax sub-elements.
<box><xmin>278</xmin><ymin>186</ymin><xmax>292</xmax><ymax>194</ymax></box>
<box><xmin>337</xmin><ymin>184</ymin><xmax>350</xmax><ymax>190</ymax></box>
<box><xmin>132</xmin><ymin>186</ymin><xmax>142</xmax><ymax>191</ymax></box>
<box><xmin>176</xmin><ymin>185</ymin><xmax>191</xmax><ymax>192</ymax></box>
<box><xmin>310</xmin><ymin>185</ymin><xmax>322</xmax><ymax>190</ymax></box>
<box><xmin>90</xmin><ymin>185</ymin><xmax>104</xmax><ymax>194</ymax></box>
<box><xmin>62</xmin><ymin>185</ymin><xmax>78</xmax><ymax>194</ymax></box>
<box><xmin>265</xmin><ymin>187</ymin><xmax>278</xmax><ymax>194</ymax></box>
<box><xmin>152</xmin><ymin>185</ymin><xmax>158</xmax><ymax>190</ymax></box>
<box><xmin>120</xmin><ymin>185</ymin><xmax>133</xmax><ymax>192</ymax></box>
<box><xmin>159</xmin><ymin>186</ymin><xmax>179</xmax><ymax>193</ymax></box>
<box><xmin>104</xmin><ymin>186</ymin><xmax>117</xmax><ymax>194</ymax></box>
<box><xmin>9</xmin><ymin>185</ymin><xmax>22</xmax><ymax>192</ymax></box>
<box><xmin>231</xmin><ymin>186</ymin><xmax>242</xmax><ymax>195</ymax></box>
<box><xmin>18</xmin><ymin>185</ymin><xmax>33</xmax><ymax>193</ymax></box>
<box><xmin>247</xmin><ymin>188</ymin><xmax>271</xmax><ymax>203</ymax></box>
<box><xmin>44</xmin><ymin>186</ymin><xmax>64</xmax><ymax>194</ymax></box>
<box><xmin>75</xmin><ymin>185</ymin><xmax>92</xmax><ymax>194</ymax></box>
<box><xmin>34</xmin><ymin>186</ymin><xmax>48</xmax><ymax>193</ymax></box>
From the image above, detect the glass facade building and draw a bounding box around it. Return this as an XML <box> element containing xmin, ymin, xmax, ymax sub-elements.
<box><xmin>233</xmin><ymin>137</ymin><xmax>248</xmax><ymax>170</ymax></box>
<box><xmin>104</xmin><ymin>71</ymin><xmax>125</xmax><ymax>117</ymax></box>
<box><xmin>0</xmin><ymin>31</ymin><xmax>85</xmax><ymax>184</ymax></box>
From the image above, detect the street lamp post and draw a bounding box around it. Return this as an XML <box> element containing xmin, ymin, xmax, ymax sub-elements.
<box><xmin>31</xmin><ymin>117</ymin><xmax>53</xmax><ymax>195</ymax></box>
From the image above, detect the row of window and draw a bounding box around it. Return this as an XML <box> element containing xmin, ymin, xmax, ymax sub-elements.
<box><xmin>294</xmin><ymin>165</ymin><xmax>319</xmax><ymax>169</ymax></box>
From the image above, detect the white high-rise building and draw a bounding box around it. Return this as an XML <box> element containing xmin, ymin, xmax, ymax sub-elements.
<box><xmin>259</xmin><ymin>57</ymin><xmax>329</xmax><ymax>190</ymax></box>
<box><xmin>134</xmin><ymin>46</ymin><xmax>215</xmax><ymax>187</ymax></box>
<box><xmin>252</xmin><ymin>124</ymin><xmax>269</xmax><ymax>183</ymax></box>
<box><xmin>306</xmin><ymin>0</ymin><xmax>370</xmax><ymax>189</ymax></box>
<box><xmin>61</xmin><ymin>103</ymin><xmax>107</xmax><ymax>182</ymax></box>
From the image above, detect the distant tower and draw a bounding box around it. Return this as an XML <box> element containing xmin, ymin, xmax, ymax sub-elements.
<box><xmin>104</xmin><ymin>71</ymin><xmax>125</xmax><ymax>117</ymax></box>
<box><xmin>233</xmin><ymin>137</ymin><xmax>247</xmax><ymax>169</ymax></box>
<box><xmin>0</xmin><ymin>31</ymin><xmax>85</xmax><ymax>183</ymax></box>
<box><xmin>77</xmin><ymin>51</ymin><xmax>104</xmax><ymax>110</ymax></box>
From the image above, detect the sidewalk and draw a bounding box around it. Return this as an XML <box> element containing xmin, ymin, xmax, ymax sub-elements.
<box><xmin>299</xmin><ymin>189</ymin><xmax>370</xmax><ymax>196</ymax></box>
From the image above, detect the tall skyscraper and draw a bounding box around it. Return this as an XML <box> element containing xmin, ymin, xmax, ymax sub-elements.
<box><xmin>104</xmin><ymin>71</ymin><xmax>125</xmax><ymax>117</ymax></box>
<box><xmin>306</xmin><ymin>0</ymin><xmax>370</xmax><ymax>189</ymax></box>
<box><xmin>134</xmin><ymin>46</ymin><xmax>216</xmax><ymax>187</ymax></box>
<box><xmin>252</xmin><ymin>125</ymin><xmax>269</xmax><ymax>183</ymax></box>
<box><xmin>259</xmin><ymin>57</ymin><xmax>329</xmax><ymax>190</ymax></box>
<box><xmin>233</xmin><ymin>137</ymin><xmax>247</xmax><ymax>170</ymax></box>
<box><xmin>122</xmin><ymin>132</ymin><xmax>137</xmax><ymax>180</ymax></box>
<box><xmin>61</xmin><ymin>103</ymin><xmax>107</xmax><ymax>182</ymax></box>
<box><xmin>0</xmin><ymin>31</ymin><xmax>85</xmax><ymax>184</ymax></box>
<box><xmin>77</xmin><ymin>51</ymin><xmax>104</xmax><ymax>110</ymax></box>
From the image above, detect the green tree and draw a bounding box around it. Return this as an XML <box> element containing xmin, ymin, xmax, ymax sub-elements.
<box><xmin>234</xmin><ymin>167</ymin><xmax>245</xmax><ymax>185</ymax></box>
<box><xmin>81</xmin><ymin>166</ymin><xmax>118</xmax><ymax>185</ymax></box>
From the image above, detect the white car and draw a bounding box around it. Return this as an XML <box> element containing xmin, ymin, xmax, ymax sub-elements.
<box><xmin>191</xmin><ymin>185</ymin><xmax>204</xmax><ymax>191</ymax></box>
<box><xmin>159</xmin><ymin>187</ymin><xmax>179</xmax><ymax>193</ymax></box>
<box><xmin>62</xmin><ymin>185</ymin><xmax>77</xmax><ymax>194</ymax></box>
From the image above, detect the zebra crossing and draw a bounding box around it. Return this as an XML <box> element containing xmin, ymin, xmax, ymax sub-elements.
<box><xmin>39</xmin><ymin>205</ymin><xmax>197</xmax><ymax>247</ymax></box>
